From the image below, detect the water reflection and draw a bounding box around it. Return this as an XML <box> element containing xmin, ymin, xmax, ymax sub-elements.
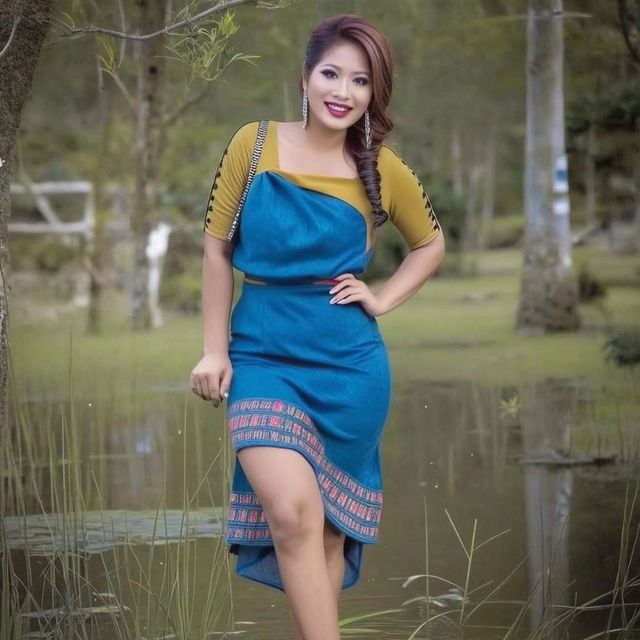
<box><xmin>4</xmin><ymin>376</ymin><xmax>639</xmax><ymax>638</ymax></box>
<box><xmin>520</xmin><ymin>378</ymin><xmax>575</xmax><ymax>637</ymax></box>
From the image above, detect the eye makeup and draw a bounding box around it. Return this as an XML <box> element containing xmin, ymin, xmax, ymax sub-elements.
<box><xmin>320</xmin><ymin>68</ymin><xmax>369</xmax><ymax>85</ymax></box>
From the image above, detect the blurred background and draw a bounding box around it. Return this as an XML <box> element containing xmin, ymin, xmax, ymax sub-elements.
<box><xmin>1</xmin><ymin>0</ymin><xmax>639</xmax><ymax>638</ymax></box>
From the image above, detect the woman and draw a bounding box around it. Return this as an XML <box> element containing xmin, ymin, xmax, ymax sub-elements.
<box><xmin>190</xmin><ymin>13</ymin><xmax>445</xmax><ymax>640</ymax></box>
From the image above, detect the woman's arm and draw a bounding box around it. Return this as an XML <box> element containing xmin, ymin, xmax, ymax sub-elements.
<box><xmin>190</xmin><ymin>234</ymin><xmax>235</xmax><ymax>407</ymax></box>
<box><xmin>202</xmin><ymin>234</ymin><xmax>234</xmax><ymax>354</ymax></box>
<box><xmin>372</xmin><ymin>231</ymin><xmax>445</xmax><ymax>316</ymax></box>
<box><xmin>329</xmin><ymin>231</ymin><xmax>445</xmax><ymax>317</ymax></box>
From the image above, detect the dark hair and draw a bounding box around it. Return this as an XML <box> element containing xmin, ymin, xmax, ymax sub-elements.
<box><xmin>299</xmin><ymin>14</ymin><xmax>394</xmax><ymax>228</ymax></box>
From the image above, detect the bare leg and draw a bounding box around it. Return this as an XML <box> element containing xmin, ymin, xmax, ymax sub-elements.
<box><xmin>323</xmin><ymin>517</ymin><xmax>346</xmax><ymax>597</ymax></box>
<box><xmin>289</xmin><ymin>517</ymin><xmax>346</xmax><ymax>639</ymax></box>
<box><xmin>237</xmin><ymin>447</ymin><xmax>341</xmax><ymax>640</ymax></box>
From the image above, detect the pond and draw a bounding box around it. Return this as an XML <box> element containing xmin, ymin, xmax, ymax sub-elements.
<box><xmin>3</xmin><ymin>374</ymin><xmax>639</xmax><ymax>639</ymax></box>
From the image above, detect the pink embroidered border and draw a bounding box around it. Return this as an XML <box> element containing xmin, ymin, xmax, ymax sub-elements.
<box><xmin>225</xmin><ymin>398</ymin><xmax>383</xmax><ymax>544</ymax></box>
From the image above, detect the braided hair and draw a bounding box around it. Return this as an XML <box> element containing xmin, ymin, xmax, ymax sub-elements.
<box><xmin>300</xmin><ymin>14</ymin><xmax>395</xmax><ymax>229</ymax></box>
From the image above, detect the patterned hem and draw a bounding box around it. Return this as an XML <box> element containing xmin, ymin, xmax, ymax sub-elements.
<box><xmin>225</xmin><ymin>397</ymin><xmax>382</xmax><ymax>544</ymax></box>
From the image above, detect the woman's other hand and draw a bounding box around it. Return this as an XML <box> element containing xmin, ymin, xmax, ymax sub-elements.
<box><xmin>328</xmin><ymin>273</ymin><xmax>386</xmax><ymax>317</ymax></box>
<box><xmin>190</xmin><ymin>352</ymin><xmax>233</xmax><ymax>407</ymax></box>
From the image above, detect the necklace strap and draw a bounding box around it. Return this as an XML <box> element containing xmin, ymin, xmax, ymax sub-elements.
<box><xmin>227</xmin><ymin>119</ymin><xmax>269</xmax><ymax>242</ymax></box>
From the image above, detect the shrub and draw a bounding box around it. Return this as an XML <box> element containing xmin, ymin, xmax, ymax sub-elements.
<box><xmin>578</xmin><ymin>262</ymin><xmax>607</xmax><ymax>302</ymax></box>
<box><xmin>363</xmin><ymin>224</ymin><xmax>407</xmax><ymax>282</ymax></box>
<box><xmin>486</xmin><ymin>214</ymin><xmax>524</xmax><ymax>249</ymax></box>
<box><xmin>35</xmin><ymin>236</ymin><xmax>84</xmax><ymax>273</ymax></box>
<box><xmin>603</xmin><ymin>325</ymin><xmax>640</xmax><ymax>368</ymax></box>
<box><xmin>10</xmin><ymin>235</ymin><xmax>84</xmax><ymax>273</ymax></box>
<box><xmin>163</xmin><ymin>226</ymin><xmax>202</xmax><ymax>278</ymax></box>
<box><xmin>160</xmin><ymin>273</ymin><xmax>201</xmax><ymax>315</ymax></box>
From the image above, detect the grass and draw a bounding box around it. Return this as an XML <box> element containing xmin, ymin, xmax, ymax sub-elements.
<box><xmin>9</xmin><ymin>246</ymin><xmax>639</xmax><ymax>464</ymax></box>
<box><xmin>397</xmin><ymin>483</ymin><xmax>640</xmax><ymax>639</ymax></box>
<box><xmin>378</xmin><ymin>248</ymin><xmax>639</xmax><ymax>386</ymax></box>
<box><xmin>1</xmin><ymin>370</ymin><xmax>235</xmax><ymax>639</ymax></box>
<box><xmin>10</xmin><ymin>247</ymin><xmax>640</xmax><ymax>394</ymax></box>
<box><xmin>3</xmin><ymin>245</ymin><xmax>640</xmax><ymax>638</ymax></box>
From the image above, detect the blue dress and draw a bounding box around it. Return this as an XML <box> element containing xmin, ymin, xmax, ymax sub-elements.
<box><xmin>226</xmin><ymin>167</ymin><xmax>391</xmax><ymax>591</ymax></box>
<box><xmin>203</xmin><ymin>120</ymin><xmax>441</xmax><ymax>592</ymax></box>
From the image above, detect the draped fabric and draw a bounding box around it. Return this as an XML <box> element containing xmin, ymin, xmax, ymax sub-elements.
<box><xmin>201</xmin><ymin>119</ymin><xmax>441</xmax><ymax>591</ymax></box>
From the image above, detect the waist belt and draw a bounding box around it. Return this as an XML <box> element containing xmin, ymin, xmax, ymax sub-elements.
<box><xmin>244</xmin><ymin>275</ymin><xmax>340</xmax><ymax>286</ymax></box>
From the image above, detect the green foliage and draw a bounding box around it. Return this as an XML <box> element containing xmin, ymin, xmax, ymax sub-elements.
<box><xmin>160</xmin><ymin>273</ymin><xmax>202</xmax><ymax>314</ymax></box>
<box><xmin>166</xmin><ymin>10</ymin><xmax>260</xmax><ymax>83</ymax></box>
<box><xmin>160</xmin><ymin>226</ymin><xmax>203</xmax><ymax>314</ymax></box>
<box><xmin>487</xmin><ymin>214</ymin><xmax>524</xmax><ymax>249</ymax></box>
<box><xmin>8</xmin><ymin>235</ymin><xmax>34</xmax><ymax>271</ymax></box>
<box><xmin>162</xmin><ymin>226</ymin><xmax>202</xmax><ymax>279</ymax></box>
<box><xmin>96</xmin><ymin>35</ymin><xmax>117</xmax><ymax>77</ymax></box>
<box><xmin>603</xmin><ymin>325</ymin><xmax>640</xmax><ymax>368</ymax></box>
<box><xmin>577</xmin><ymin>262</ymin><xmax>607</xmax><ymax>302</ymax></box>
<box><xmin>427</xmin><ymin>182</ymin><xmax>466</xmax><ymax>252</ymax></box>
<box><xmin>435</xmin><ymin>252</ymin><xmax>480</xmax><ymax>278</ymax></box>
<box><xmin>499</xmin><ymin>393</ymin><xmax>521</xmax><ymax>421</ymax></box>
<box><xmin>27</xmin><ymin>0</ymin><xmax>637</xmax><ymax>243</ymax></box>
<box><xmin>256</xmin><ymin>0</ymin><xmax>299</xmax><ymax>7</ymax></box>
<box><xmin>573</xmin><ymin>247</ymin><xmax>640</xmax><ymax>288</ymax></box>
<box><xmin>10</xmin><ymin>235</ymin><xmax>84</xmax><ymax>273</ymax></box>
<box><xmin>363</xmin><ymin>223</ymin><xmax>407</xmax><ymax>282</ymax></box>
<box><xmin>568</xmin><ymin>77</ymin><xmax>640</xmax><ymax>134</ymax></box>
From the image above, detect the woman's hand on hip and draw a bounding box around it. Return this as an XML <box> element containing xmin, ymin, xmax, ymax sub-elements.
<box><xmin>328</xmin><ymin>273</ymin><xmax>386</xmax><ymax>317</ymax></box>
<box><xmin>190</xmin><ymin>352</ymin><xmax>233</xmax><ymax>407</ymax></box>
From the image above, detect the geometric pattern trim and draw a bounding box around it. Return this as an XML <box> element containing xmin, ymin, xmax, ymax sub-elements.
<box><xmin>398</xmin><ymin>157</ymin><xmax>441</xmax><ymax>234</ymax></box>
<box><xmin>225</xmin><ymin>397</ymin><xmax>382</xmax><ymax>544</ymax></box>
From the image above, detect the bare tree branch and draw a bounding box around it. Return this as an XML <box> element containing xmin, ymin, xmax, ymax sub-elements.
<box><xmin>466</xmin><ymin>11</ymin><xmax>591</xmax><ymax>24</ymax></box>
<box><xmin>115</xmin><ymin>0</ymin><xmax>127</xmax><ymax>66</ymax></box>
<box><xmin>164</xmin><ymin>84</ymin><xmax>211</xmax><ymax>127</ymax></box>
<box><xmin>83</xmin><ymin>255</ymin><xmax>110</xmax><ymax>288</ymax></box>
<box><xmin>64</xmin><ymin>0</ymin><xmax>254</xmax><ymax>42</ymax></box>
<box><xmin>617</xmin><ymin>0</ymin><xmax>640</xmax><ymax>67</ymax></box>
<box><xmin>0</xmin><ymin>11</ymin><xmax>21</xmax><ymax>61</ymax></box>
<box><xmin>110</xmin><ymin>71</ymin><xmax>136</xmax><ymax>112</ymax></box>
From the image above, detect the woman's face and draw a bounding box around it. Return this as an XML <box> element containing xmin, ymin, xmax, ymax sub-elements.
<box><xmin>303</xmin><ymin>39</ymin><xmax>373</xmax><ymax>132</ymax></box>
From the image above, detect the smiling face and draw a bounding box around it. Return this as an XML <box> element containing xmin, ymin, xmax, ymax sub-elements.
<box><xmin>302</xmin><ymin>39</ymin><xmax>373</xmax><ymax>132</ymax></box>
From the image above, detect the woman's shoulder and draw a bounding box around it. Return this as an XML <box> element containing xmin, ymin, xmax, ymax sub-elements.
<box><xmin>218</xmin><ymin>121</ymin><xmax>266</xmax><ymax>169</ymax></box>
<box><xmin>227</xmin><ymin>120</ymin><xmax>262</xmax><ymax>148</ymax></box>
<box><xmin>377</xmin><ymin>143</ymin><xmax>409</xmax><ymax>174</ymax></box>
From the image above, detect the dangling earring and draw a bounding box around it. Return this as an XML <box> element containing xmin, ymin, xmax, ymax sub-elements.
<box><xmin>302</xmin><ymin>90</ymin><xmax>309</xmax><ymax>128</ymax></box>
<box><xmin>364</xmin><ymin>109</ymin><xmax>371</xmax><ymax>149</ymax></box>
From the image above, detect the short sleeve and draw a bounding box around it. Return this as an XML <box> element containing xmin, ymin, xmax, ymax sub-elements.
<box><xmin>203</xmin><ymin>121</ymin><xmax>259</xmax><ymax>240</ymax></box>
<box><xmin>379</xmin><ymin>145</ymin><xmax>441</xmax><ymax>250</ymax></box>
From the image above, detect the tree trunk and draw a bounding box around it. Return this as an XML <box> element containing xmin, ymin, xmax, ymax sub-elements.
<box><xmin>130</xmin><ymin>0</ymin><xmax>169</xmax><ymax>331</ymax></box>
<box><xmin>478</xmin><ymin>120</ymin><xmax>497</xmax><ymax>252</ymax></box>
<box><xmin>521</xmin><ymin>379</ymin><xmax>574</xmax><ymax>637</ymax></box>
<box><xmin>0</xmin><ymin>0</ymin><xmax>53</xmax><ymax>429</ymax></box>
<box><xmin>634</xmin><ymin>115</ymin><xmax>640</xmax><ymax>253</ymax></box>
<box><xmin>87</xmin><ymin>61</ymin><xmax>113</xmax><ymax>335</ymax></box>
<box><xmin>462</xmin><ymin>163</ymin><xmax>482</xmax><ymax>254</ymax></box>
<box><xmin>516</xmin><ymin>0</ymin><xmax>580</xmax><ymax>332</ymax></box>
<box><xmin>584</xmin><ymin>122</ymin><xmax>597</xmax><ymax>226</ymax></box>
<box><xmin>451</xmin><ymin>123</ymin><xmax>464</xmax><ymax>199</ymax></box>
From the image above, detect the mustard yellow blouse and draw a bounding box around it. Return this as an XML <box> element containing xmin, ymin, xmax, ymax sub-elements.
<box><xmin>203</xmin><ymin>120</ymin><xmax>441</xmax><ymax>252</ymax></box>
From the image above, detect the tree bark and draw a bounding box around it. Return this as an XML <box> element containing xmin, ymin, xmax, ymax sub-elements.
<box><xmin>521</xmin><ymin>378</ymin><xmax>574</xmax><ymax>636</ymax></box>
<box><xmin>130</xmin><ymin>0</ymin><xmax>169</xmax><ymax>331</ymax></box>
<box><xmin>451</xmin><ymin>123</ymin><xmax>464</xmax><ymax>200</ymax></box>
<box><xmin>584</xmin><ymin>122</ymin><xmax>597</xmax><ymax>226</ymax></box>
<box><xmin>87</xmin><ymin>60</ymin><xmax>113</xmax><ymax>335</ymax></box>
<box><xmin>516</xmin><ymin>0</ymin><xmax>580</xmax><ymax>332</ymax></box>
<box><xmin>462</xmin><ymin>163</ymin><xmax>482</xmax><ymax>254</ymax></box>
<box><xmin>0</xmin><ymin>0</ymin><xmax>53</xmax><ymax>429</ymax></box>
<box><xmin>634</xmin><ymin>115</ymin><xmax>640</xmax><ymax>252</ymax></box>
<box><xmin>478</xmin><ymin>119</ymin><xmax>497</xmax><ymax>252</ymax></box>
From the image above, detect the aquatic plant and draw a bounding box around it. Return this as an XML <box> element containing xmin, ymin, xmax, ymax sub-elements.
<box><xmin>397</xmin><ymin>484</ymin><xmax>640</xmax><ymax>639</ymax></box>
